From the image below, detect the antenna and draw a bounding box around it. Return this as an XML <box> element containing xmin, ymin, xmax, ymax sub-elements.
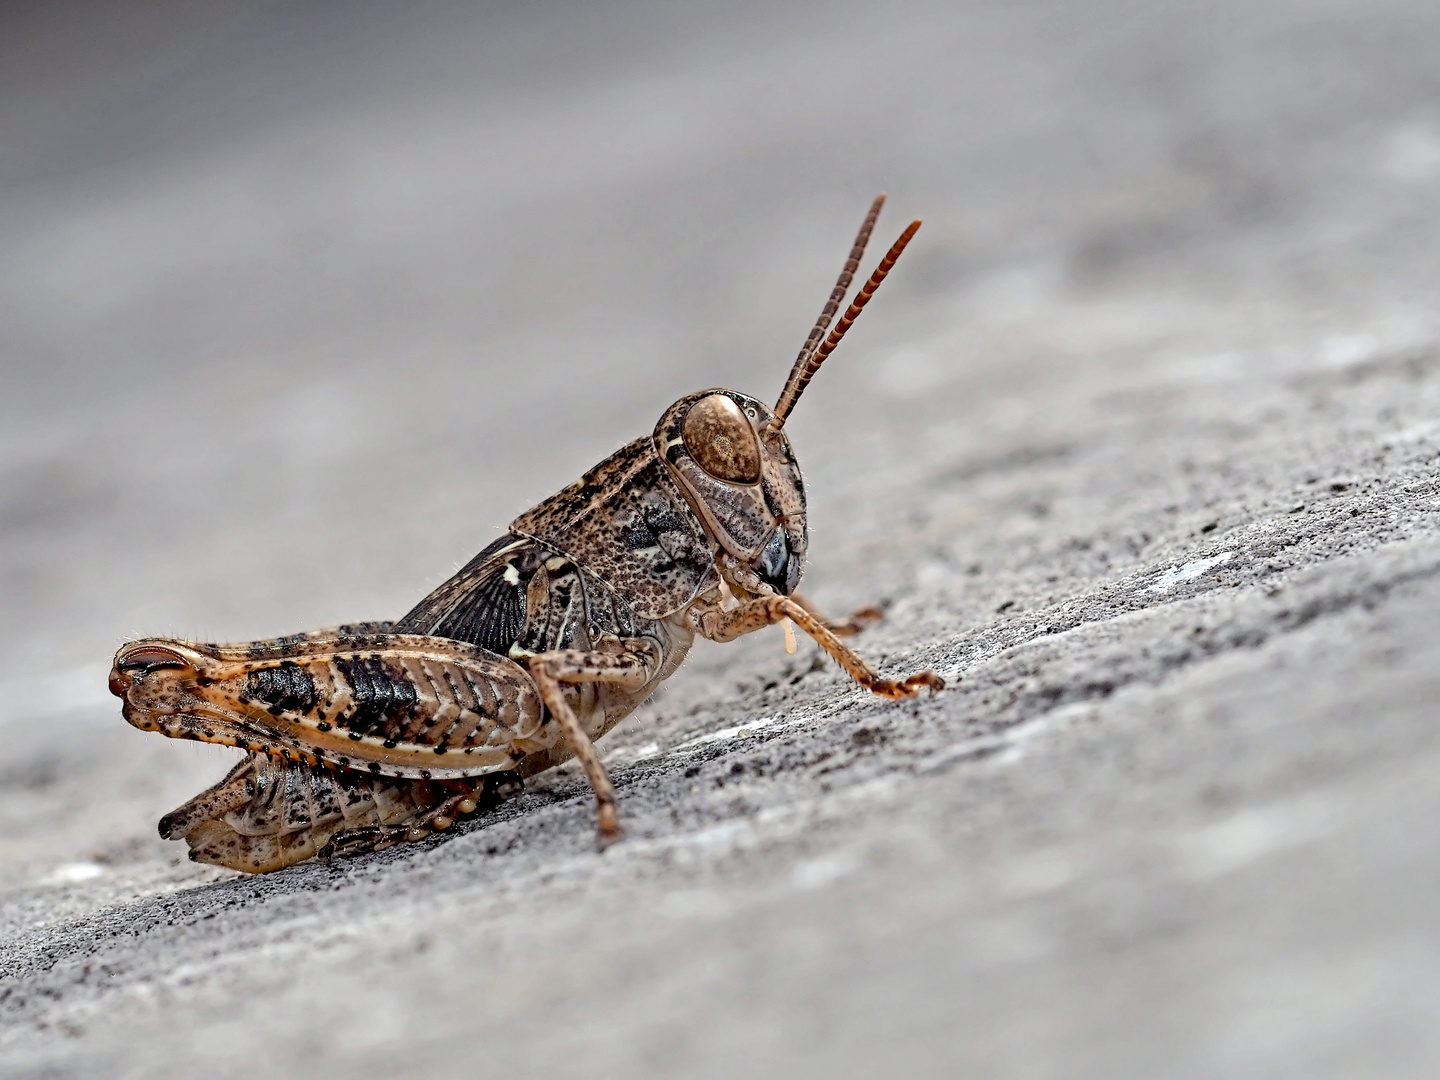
<box><xmin>773</xmin><ymin>215</ymin><xmax>922</xmax><ymax>424</ymax></box>
<box><xmin>773</xmin><ymin>194</ymin><xmax>885</xmax><ymax>422</ymax></box>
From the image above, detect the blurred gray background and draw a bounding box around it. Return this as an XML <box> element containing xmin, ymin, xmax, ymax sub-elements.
<box><xmin>3</xmin><ymin>1</ymin><xmax>1440</xmax><ymax>1076</ymax></box>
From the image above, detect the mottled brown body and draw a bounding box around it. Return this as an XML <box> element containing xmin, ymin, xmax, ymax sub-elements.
<box><xmin>110</xmin><ymin>195</ymin><xmax>943</xmax><ymax>872</ymax></box>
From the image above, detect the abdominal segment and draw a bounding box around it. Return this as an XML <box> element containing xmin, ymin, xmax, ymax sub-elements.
<box><xmin>161</xmin><ymin>752</ymin><xmax>513</xmax><ymax>873</ymax></box>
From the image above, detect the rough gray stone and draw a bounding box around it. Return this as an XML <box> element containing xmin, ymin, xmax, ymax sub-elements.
<box><xmin>3</xmin><ymin>1</ymin><xmax>1440</xmax><ymax>1077</ymax></box>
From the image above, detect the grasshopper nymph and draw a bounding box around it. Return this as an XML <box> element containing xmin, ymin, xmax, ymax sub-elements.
<box><xmin>110</xmin><ymin>194</ymin><xmax>943</xmax><ymax>872</ymax></box>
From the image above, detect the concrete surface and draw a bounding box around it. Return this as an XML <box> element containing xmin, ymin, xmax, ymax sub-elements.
<box><xmin>3</xmin><ymin>1</ymin><xmax>1440</xmax><ymax>1076</ymax></box>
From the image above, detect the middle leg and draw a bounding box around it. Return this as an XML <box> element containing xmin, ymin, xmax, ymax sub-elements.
<box><xmin>788</xmin><ymin>591</ymin><xmax>884</xmax><ymax>637</ymax></box>
<box><xmin>527</xmin><ymin>638</ymin><xmax>664</xmax><ymax>845</ymax></box>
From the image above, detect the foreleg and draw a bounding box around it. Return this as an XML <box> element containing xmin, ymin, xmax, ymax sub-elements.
<box><xmin>694</xmin><ymin>595</ymin><xmax>942</xmax><ymax>698</ymax></box>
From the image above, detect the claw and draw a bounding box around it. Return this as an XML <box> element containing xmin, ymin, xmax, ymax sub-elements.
<box><xmin>907</xmin><ymin>671</ymin><xmax>945</xmax><ymax>695</ymax></box>
<box><xmin>876</xmin><ymin>670</ymin><xmax>945</xmax><ymax>698</ymax></box>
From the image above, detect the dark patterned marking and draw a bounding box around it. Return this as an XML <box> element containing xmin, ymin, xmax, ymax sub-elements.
<box><xmin>620</xmin><ymin>518</ymin><xmax>657</xmax><ymax>550</ymax></box>
<box><xmin>511</xmin><ymin>437</ymin><xmax>715</xmax><ymax>618</ymax></box>
<box><xmin>338</xmin><ymin>655</ymin><xmax>382</xmax><ymax>734</ymax></box>
<box><xmin>244</xmin><ymin>661</ymin><xmax>318</xmax><ymax>716</ymax></box>
<box><xmin>335</xmin><ymin>654</ymin><xmax>415</xmax><ymax>737</ymax></box>
<box><xmin>642</xmin><ymin>506</ymin><xmax>689</xmax><ymax>536</ymax></box>
<box><xmin>762</xmin><ymin>485</ymin><xmax>782</xmax><ymax>518</ymax></box>
<box><xmin>393</xmin><ymin>673</ymin><xmax>418</xmax><ymax>724</ymax></box>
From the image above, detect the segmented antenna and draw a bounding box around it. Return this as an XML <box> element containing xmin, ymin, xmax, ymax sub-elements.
<box><xmin>773</xmin><ymin>215</ymin><xmax>922</xmax><ymax>423</ymax></box>
<box><xmin>773</xmin><ymin>194</ymin><xmax>885</xmax><ymax>423</ymax></box>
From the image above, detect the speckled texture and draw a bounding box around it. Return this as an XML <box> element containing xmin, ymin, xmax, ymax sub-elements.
<box><xmin>511</xmin><ymin>436</ymin><xmax>718</xmax><ymax>619</ymax></box>
<box><xmin>4</xmin><ymin>1</ymin><xmax>1440</xmax><ymax>1077</ymax></box>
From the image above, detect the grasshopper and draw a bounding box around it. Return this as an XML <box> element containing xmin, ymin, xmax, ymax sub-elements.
<box><xmin>109</xmin><ymin>194</ymin><xmax>943</xmax><ymax>873</ymax></box>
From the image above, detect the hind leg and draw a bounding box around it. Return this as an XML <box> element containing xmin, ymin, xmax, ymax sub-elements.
<box><xmin>317</xmin><ymin>772</ymin><xmax>524</xmax><ymax>860</ymax></box>
<box><xmin>526</xmin><ymin>639</ymin><xmax>663</xmax><ymax>845</ymax></box>
<box><xmin>317</xmin><ymin>822</ymin><xmax>413</xmax><ymax>859</ymax></box>
<box><xmin>158</xmin><ymin>755</ymin><xmax>257</xmax><ymax>841</ymax></box>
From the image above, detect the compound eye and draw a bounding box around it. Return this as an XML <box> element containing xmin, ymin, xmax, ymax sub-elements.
<box><xmin>682</xmin><ymin>394</ymin><xmax>762</xmax><ymax>483</ymax></box>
